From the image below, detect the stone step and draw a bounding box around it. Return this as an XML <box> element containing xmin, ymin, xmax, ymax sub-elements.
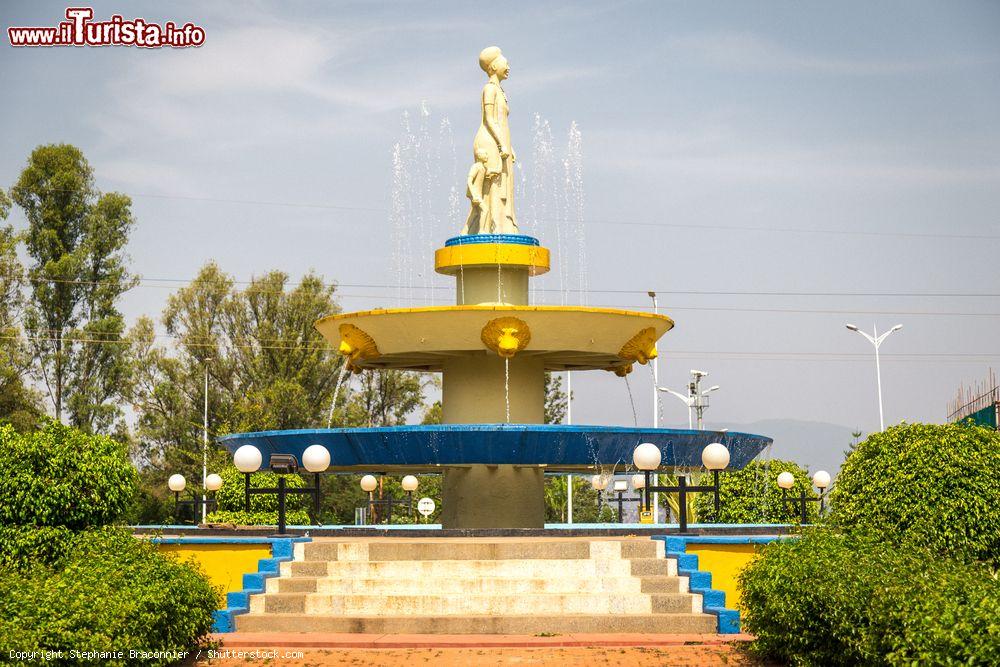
<box><xmin>298</xmin><ymin>539</ymin><xmax>657</xmax><ymax>562</ymax></box>
<box><xmin>251</xmin><ymin>591</ymin><xmax>698</xmax><ymax>616</ymax></box>
<box><xmin>268</xmin><ymin>574</ymin><xmax>654</xmax><ymax>595</ymax></box>
<box><xmin>282</xmin><ymin>557</ymin><xmax>636</xmax><ymax>579</ymax></box>
<box><xmin>236</xmin><ymin>612</ymin><xmax>718</xmax><ymax>635</ymax></box>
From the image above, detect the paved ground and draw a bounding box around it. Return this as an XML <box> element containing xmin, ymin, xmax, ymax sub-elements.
<box><xmin>194</xmin><ymin>633</ymin><xmax>767</xmax><ymax>666</ymax></box>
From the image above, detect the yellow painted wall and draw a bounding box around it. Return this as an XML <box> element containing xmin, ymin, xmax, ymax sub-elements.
<box><xmin>157</xmin><ymin>544</ymin><xmax>270</xmax><ymax>595</ymax></box>
<box><xmin>687</xmin><ymin>543</ymin><xmax>762</xmax><ymax>610</ymax></box>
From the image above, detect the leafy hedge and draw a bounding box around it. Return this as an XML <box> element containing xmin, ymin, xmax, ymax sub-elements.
<box><xmin>0</xmin><ymin>421</ymin><xmax>137</xmax><ymax>529</ymax></box>
<box><xmin>695</xmin><ymin>459</ymin><xmax>819</xmax><ymax>524</ymax></box>
<box><xmin>830</xmin><ymin>422</ymin><xmax>1000</xmax><ymax>564</ymax></box>
<box><xmin>204</xmin><ymin>509</ymin><xmax>311</xmax><ymax>526</ymax></box>
<box><xmin>0</xmin><ymin>525</ymin><xmax>76</xmax><ymax>571</ymax></box>
<box><xmin>740</xmin><ymin>530</ymin><xmax>1000</xmax><ymax>666</ymax></box>
<box><xmin>214</xmin><ymin>465</ymin><xmax>309</xmax><ymax>510</ymax></box>
<box><xmin>0</xmin><ymin>528</ymin><xmax>219</xmax><ymax>664</ymax></box>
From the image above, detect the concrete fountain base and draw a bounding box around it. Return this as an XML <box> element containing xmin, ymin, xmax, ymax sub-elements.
<box><xmin>440</xmin><ymin>464</ymin><xmax>545</xmax><ymax>529</ymax></box>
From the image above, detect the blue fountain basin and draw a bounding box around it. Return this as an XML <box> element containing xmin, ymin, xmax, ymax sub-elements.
<box><xmin>217</xmin><ymin>424</ymin><xmax>771</xmax><ymax>473</ymax></box>
<box><xmin>444</xmin><ymin>234</ymin><xmax>540</xmax><ymax>247</ymax></box>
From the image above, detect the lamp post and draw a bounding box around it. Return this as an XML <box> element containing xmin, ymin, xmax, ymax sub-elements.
<box><xmin>777</xmin><ymin>470</ymin><xmax>832</xmax><ymax>523</ymax></box>
<box><xmin>168</xmin><ymin>473</ymin><xmax>222</xmax><ymax>524</ymax></box>
<box><xmin>233</xmin><ymin>444</ymin><xmax>327</xmax><ymax>536</ymax></box>
<box><xmin>401</xmin><ymin>475</ymin><xmax>419</xmax><ymax>519</ymax></box>
<box><xmin>846</xmin><ymin>323</ymin><xmax>902</xmax><ymax>431</ymax></box>
<box><xmin>358</xmin><ymin>474</ymin><xmax>409</xmax><ymax>524</ymax></box>
<box><xmin>658</xmin><ymin>370</ymin><xmax>719</xmax><ymax>430</ymax></box>
<box><xmin>360</xmin><ymin>474</ymin><xmax>378</xmax><ymax>523</ymax></box>
<box><xmin>609</xmin><ymin>478</ymin><xmax>643</xmax><ymax>524</ymax></box>
<box><xmin>633</xmin><ymin>442</ymin><xmax>730</xmax><ymax>533</ymax></box>
<box><xmin>202</xmin><ymin>357</ymin><xmax>212</xmax><ymax>523</ymax></box>
<box><xmin>591</xmin><ymin>474</ymin><xmax>609</xmax><ymax>515</ymax></box>
<box><xmin>648</xmin><ymin>291</ymin><xmax>660</xmax><ymax>523</ymax></box>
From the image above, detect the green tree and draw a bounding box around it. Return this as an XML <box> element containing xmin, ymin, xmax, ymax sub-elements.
<box><xmin>335</xmin><ymin>369</ymin><xmax>429</xmax><ymax>427</ymax></box>
<box><xmin>128</xmin><ymin>264</ymin><xmax>344</xmax><ymax>484</ymax></box>
<box><xmin>543</xmin><ymin>372</ymin><xmax>569</xmax><ymax>424</ymax></box>
<box><xmin>544</xmin><ymin>474</ymin><xmax>611</xmax><ymax>523</ymax></box>
<box><xmin>0</xmin><ymin>190</ymin><xmax>42</xmax><ymax>431</ymax></box>
<box><xmin>10</xmin><ymin>145</ymin><xmax>135</xmax><ymax>431</ymax></box>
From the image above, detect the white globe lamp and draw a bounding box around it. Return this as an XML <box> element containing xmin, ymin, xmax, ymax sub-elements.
<box><xmin>401</xmin><ymin>475</ymin><xmax>419</xmax><ymax>492</ymax></box>
<box><xmin>812</xmin><ymin>470</ymin><xmax>831</xmax><ymax>490</ymax></box>
<box><xmin>302</xmin><ymin>444</ymin><xmax>331</xmax><ymax>473</ymax></box>
<box><xmin>168</xmin><ymin>474</ymin><xmax>186</xmax><ymax>493</ymax></box>
<box><xmin>701</xmin><ymin>443</ymin><xmax>730</xmax><ymax>471</ymax></box>
<box><xmin>360</xmin><ymin>474</ymin><xmax>378</xmax><ymax>493</ymax></box>
<box><xmin>205</xmin><ymin>473</ymin><xmax>223</xmax><ymax>491</ymax></box>
<box><xmin>590</xmin><ymin>474</ymin><xmax>603</xmax><ymax>490</ymax></box>
<box><xmin>630</xmin><ymin>474</ymin><xmax>645</xmax><ymax>490</ymax></box>
<box><xmin>632</xmin><ymin>443</ymin><xmax>662</xmax><ymax>471</ymax></box>
<box><xmin>234</xmin><ymin>445</ymin><xmax>262</xmax><ymax>474</ymax></box>
<box><xmin>777</xmin><ymin>471</ymin><xmax>796</xmax><ymax>490</ymax></box>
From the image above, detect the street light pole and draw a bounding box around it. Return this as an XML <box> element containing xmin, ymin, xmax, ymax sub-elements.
<box><xmin>566</xmin><ymin>370</ymin><xmax>573</xmax><ymax>525</ymax></box>
<box><xmin>648</xmin><ymin>291</ymin><xmax>660</xmax><ymax>523</ymax></box>
<box><xmin>202</xmin><ymin>358</ymin><xmax>212</xmax><ymax>523</ymax></box>
<box><xmin>846</xmin><ymin>324</ymin><xmax>902</xmax><ymax>431</ymax></box>
<box><xmin>658</xmin><ymin>370</ymin><xmax>719</xmax><ymax>431</ymax></box>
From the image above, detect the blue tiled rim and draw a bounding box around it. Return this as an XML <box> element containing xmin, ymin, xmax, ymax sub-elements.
<box><xmin>652</xmin><ymin>535</ymin><xmax>790</xmax><ymax>634</ymax></box>
<box><xmin>186</xmin><ymin>536</ymin><xmax>312</xmax><ymax>633</ymax></box>
<box><xmin>444</xmin><ymin>234</ymin><xmax>539</xmax><ymax>246</ymax></box>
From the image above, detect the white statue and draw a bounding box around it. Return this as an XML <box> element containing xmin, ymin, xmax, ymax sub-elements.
<box><xmin>465</xmin><ymin>46</ymin><xmax>517</xmax><ymax>235</ymax></box>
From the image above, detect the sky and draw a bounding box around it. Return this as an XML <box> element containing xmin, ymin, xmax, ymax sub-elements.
<box><xmin>2</xmin><ymin>1</ymin><xmax>999</xmax><ymax>472</ymax></box>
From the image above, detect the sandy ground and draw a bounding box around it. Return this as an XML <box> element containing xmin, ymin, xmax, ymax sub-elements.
<box><xmin>194</xmin><ymin>645</ymin><xmax>770</xmax><ymax>666</ymax></box>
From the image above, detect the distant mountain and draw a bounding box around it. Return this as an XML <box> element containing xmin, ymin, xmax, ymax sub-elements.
<box><xmin>694</xmin><ymin>418</ymin><xmax>860</xmax><ymax>478</ymax></box>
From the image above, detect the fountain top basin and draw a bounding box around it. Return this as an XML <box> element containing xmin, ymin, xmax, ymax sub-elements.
<box><xmin>217</xmin><ymin>424</ymin><xmax>772</xmax><ymax>474</ymax></box>
<box><xmin>316</xmin><ymin>305</ymin><xmax>673</xmax><ymax>373</ymax></box>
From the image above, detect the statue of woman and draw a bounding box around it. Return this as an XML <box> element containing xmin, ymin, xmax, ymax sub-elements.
<box><xmin>471</xmin><ymin>46</ymin><xmax>518</xmax><ymax>235</ymax></box>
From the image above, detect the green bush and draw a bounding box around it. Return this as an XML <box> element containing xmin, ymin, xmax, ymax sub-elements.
<box><xmin>739</xmin><ymin>530</ymin><xmax>1000</xmax><ymax>666</ymax></box>
<box><xmin>0</xmin><ymin>527</ymin><xmax>220</xmax><ymax>664</ymax></box>
<box><xmin>695</xmin><ymin>459</ymin><xmax>820</xmax><ymax>524</ymax></box>
<box><xmin>0</xmin><ymin>421</ymin><xmax>137</xmax><ymax>529</ymax></box>
<box><xmin>204</xmin><ymin>509</ymin><xmax>311</xmax><ymax>526</ymax></box>
<box><xmin>830</xmin><ymin>422</ymin><xmax>1000</xmax><ymax>564</ymax></box>
<box><xmin>0</xmin><ymin>525</ymin><xmax>76</xmax><ymax>571</ymax></box>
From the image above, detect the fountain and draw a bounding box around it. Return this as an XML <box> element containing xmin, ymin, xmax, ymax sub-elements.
<box><xmin>219</xmin><ymin>46</ymin><xmax>772</xmax><ymax>529</ymax></box>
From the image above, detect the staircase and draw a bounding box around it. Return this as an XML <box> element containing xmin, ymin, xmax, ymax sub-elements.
<box><xmin>235</xmin><ymin>537</ymin><xmax>718</xmax><ymax>634</ymax></box>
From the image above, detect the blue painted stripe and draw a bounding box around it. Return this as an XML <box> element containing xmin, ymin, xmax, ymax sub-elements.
<box><xmin>444</xmin><ymin>234</ymin><xmax>540</xmax><ymax>246</ymax></box>
<box><xmin>211</xmin><ymin>537</ymin><xmax>311</xmax><ymax>633</ymax></box>
<box><xmin>661</xmin><ymin>540</ymin><xmax>745</xmax><ymax>634</ymax></box>
<box><xmin>147</xmin><ymin>536</ymin><xmax>310</xmax><ymax>545</ymax></box>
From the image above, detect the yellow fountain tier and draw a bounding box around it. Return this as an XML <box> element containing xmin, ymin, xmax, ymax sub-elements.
<box><xmin>315</xmin><ymin>305</ymin><xmax>673</xmax><ymax>373</ymax></box>
<box><xmin>434</xmin><ymin>243</ymin><xmax>550</xmax><ymax>276</ymax></box>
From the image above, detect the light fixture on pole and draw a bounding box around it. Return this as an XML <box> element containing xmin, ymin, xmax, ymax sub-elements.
<box><xmin>778</xmin><ymin>469</ymin><xmax>832</xmax><ymax>522</ymax></box>
<box><xmin>846</xmin><ymin>323</ymin><xmax>902</xmax><ymax>431</ymax></box>
<box><xmin>633</xmin><ymin>442</ymin><xmax>729</xmax><ymax>533</ymax></box>
<box><xmin>658</xmin><ymin>370</ymin><xmax>719</xmax><ymax>430</ymax></box>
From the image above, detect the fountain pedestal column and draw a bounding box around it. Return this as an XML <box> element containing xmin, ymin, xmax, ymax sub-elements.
<box><xmin>436</xmin><ymin>236</ymin><xmax>549</xmax><ymax>529</ymax></box>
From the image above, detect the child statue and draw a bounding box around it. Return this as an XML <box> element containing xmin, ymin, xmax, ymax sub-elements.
<box><xmin>461</xmin><ymin>148</ymin><xmax>492</xmax><ymax>235</ymax></box>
